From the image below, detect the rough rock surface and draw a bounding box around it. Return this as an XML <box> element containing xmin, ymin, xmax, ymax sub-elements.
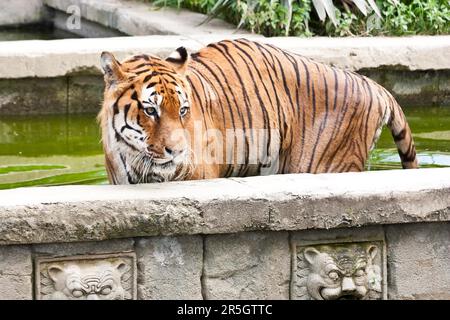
<box><xmin>44</xmin><ymin>0</ymin><xmax>240</xmax><ymax>37</ymax></box>
<box><xmin>203</xmin><ymin>231</ymin><xmax>290</xmax><ymax>299</ymax></box>
<box><xmin>0</xmin><ymin>245</ymin><xmax>33</xmax><ymax>300</ymax></box>
<box><xmin>385</xmin><ymin>222</ymin><xmax>450</xmax><ymax>299</ymax></box>
<box><xmin>0</xmin><ymin>0</ymin><xmax>43</xmax><ymax>26</ymax></box>
<box><xmin>0</xmin><ymin>168</ymin><xmax>449</xmax><ymax>245</ymax></box>
<box><xmin>136</xmin><ymin>235</ymin><xmax>203</xmax><ymax>299</ymax></box>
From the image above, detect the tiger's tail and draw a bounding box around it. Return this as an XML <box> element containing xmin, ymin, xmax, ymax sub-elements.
<box><xmin>386</xmin><ymin>99</ymin><xmax>419</xmax><ymax>169</ymax></box>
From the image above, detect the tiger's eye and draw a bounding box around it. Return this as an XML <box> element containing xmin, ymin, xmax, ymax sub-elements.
<box><xmin>180</xmin><ymin>107</ymin><xmax>189</xmax><ymax>117</ymax></box>
<box><xmin>144</xmin><ymin>107</ymin><xmax>158</xmax><ymax>117</ymax></box>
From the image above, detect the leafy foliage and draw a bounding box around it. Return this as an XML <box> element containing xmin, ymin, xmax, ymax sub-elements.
<box><xmin>148</xmin><ymin>0</ymin><xmax>450</xmax><ymax>36</ymax></box>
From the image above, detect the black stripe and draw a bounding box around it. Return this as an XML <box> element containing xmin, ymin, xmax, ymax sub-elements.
<box><xmin>230</xmin><ymin>41</ymin><xmax>280</xmax><ymax>172</ymax></box>
<box><xmin>143</xmin><ymin>72</ymin><xmax>158</xmax><ymax>83</ymax></box>
<box><xmin>362</xmin><ymin>77</ymin><xmax>374</xmax><ymax>156</ymax></box>
<box><xmin>134</xmin><ymin>69</ymin><xmax>151</xmax><ymax>75</ymax></box>
<box><xmin>393</xmin><ymin>128</ymin><xmax>407</xmax><ymax>142</ymax></box>
<box><xmin>209</xmin><ymin>43</ymin><xmax>250</xmax><ymax>173</ymax></box>
<box><xmin>399</xmin><ymin>143</ymin><xmax>416</xmax><ymax>163</ymax></box>
<box><xmin>121</xmin><ymin>104</ymin><xmax>142</xmax><ymax>134</ymax></box>
<box><xmin>308</xmin><ymin>72</ymin><xmax>329</xmax><ymax>173</ymax></box>
<box><xmin>333</xmin><ymin>74</ymin><xmax>365</xmax><ymax>171</ymax></box>
<box><xmin>299</xmin><ymin>59</ymin><xmax>311</xmax><ymax>98</ymax></box>
<box><xmin>130</xmin><ymin>91</ymin><xmax>144</xmax><ymax>110</ymax></box>
<box><xmin>324</xmin><ymin>73</ymin><xmax>357</xmax><ymax>170</ymax></box>
<box><xmin>120</xmin><ymin>153</ymin><xmax>134</xmax><ymax>184</ymax></box>
<box><xmin>134</xmin><ymin>63</ymin><xmax>151</xmax><ymax>69</ymax></box>
<box><xmin>314</xmin><ymin>67</ymin><xmax>342</xmax><ymax>171</ymax></box>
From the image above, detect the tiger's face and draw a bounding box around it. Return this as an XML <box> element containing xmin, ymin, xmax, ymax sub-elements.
<box><xmin>99</xmin><ymin>48</ymin><xmax>194</xmax><ymax>183</ymax></box>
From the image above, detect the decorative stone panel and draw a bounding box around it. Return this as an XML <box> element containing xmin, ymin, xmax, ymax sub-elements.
<box><xmin>35</xmin><ymin>252</ymin><xmax>137</xmax><ymax>300</ymax></box>
<box><xmin>291</xmin><ymin>227</ymin><xmax>387</xmax><ymax>300</ymax></box>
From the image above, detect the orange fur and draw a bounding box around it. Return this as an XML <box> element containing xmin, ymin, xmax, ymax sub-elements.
<box><xmin>99</xmin><ymin>39</ymin><xmax>417</xmax><ymax>184</ymax></box>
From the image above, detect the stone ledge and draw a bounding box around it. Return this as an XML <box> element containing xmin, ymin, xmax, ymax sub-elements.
<box><xmin>44</xmin><ymin>0</ymin><xmax>241</xmax><ymax>36</ymax></box>
<box><xmin>0</xmin><ymin>36</ymin><xmax>203</xmax><ymax>79</ymax></box>
<box><xmin>0</xmin><ymin>168</ymin><xmax>449</xmax><ymax>245</ymax></box>
<box><xmin>0</xmin><ymin>35</ymin><xmax>448</xmax><ymax>79</ymax></box>
<box><xmin>262</xmin><ymin>36</ymin><xmax>450</xmax><ymax>72</ymax></box>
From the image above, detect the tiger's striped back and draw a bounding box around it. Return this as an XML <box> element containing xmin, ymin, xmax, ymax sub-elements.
<box><xmin>186</xmin><ymin>39</ymin><xmax>417</xmax><ymax>176</ymax></box>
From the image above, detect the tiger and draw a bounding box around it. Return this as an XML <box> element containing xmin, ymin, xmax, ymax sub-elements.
<box><xmin>98</xmin><ymin>38</ymin><xmax>418</xmax><ymax>185</ymax></box>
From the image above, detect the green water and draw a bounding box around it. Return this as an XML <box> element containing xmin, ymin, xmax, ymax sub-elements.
<box><xmin>0</xmin><ymin>107</ymin><xmax>449</xmax><ymax>189</ymax></box>
<box><xmin>0</xmin><ymin>114</ymin><xmax>107</xmax><ymax>189</ymax></box>
<box><xmin>368</xmin><ymin>106</ymin><xmax>450</xmax><ymax>170</ymax></box>
<box><xmin>0</xmin><ymin>25</ymin><xmax>81</xmax><ymax>41</ymax></box>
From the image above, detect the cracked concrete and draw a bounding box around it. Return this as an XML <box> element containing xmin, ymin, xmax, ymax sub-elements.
<box><xmin>202</xmin><ymin>231</ymin><xmax>290</xmax><ymax>299</ymax></box>
<box><xmin>0</xmin><ymin>245</ymin><xmax>33</xmax><ymax>300</ymax></box>
<box><xmin>0</xmin><ymin>222</ymin><xmax>448</xmax><ymax>299</ymax></box>
<box><xmin>1</xmin><ymin>35</ymin><xmax>449</xmax><ymax>79</ymax></box>
<box><xmin>0</xmin><ymin>0</ymin><xmax>44</xmax><ymax>26</ymax></box>
<box><xmin>0</xmin><ymin>168</ymin><xmax>449</xmax><ymax>245</ymax></box>
<box><xmin>1</xmin><ymin>170</ymin><xmax>449</xmax><ymax>296</ymax></box>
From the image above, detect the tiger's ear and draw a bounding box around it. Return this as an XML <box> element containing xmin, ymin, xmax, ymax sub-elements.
<box><xmin>166</xmin><ymin>47</ymin><xmax>189</xmax><ymax>75</ymax></box>
<box><xmin>100</xmin><ymin>51</ymin><xmax>126</xmax><ymax>87</ymax></box>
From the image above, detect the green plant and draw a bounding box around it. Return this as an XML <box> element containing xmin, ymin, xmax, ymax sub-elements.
<box><xmin>290</xmin><ymin>0</ymin><xmax>313</xmax><ymax>36</ymax></box>
<box><xmin>319</xmin><ymin>0</ymin><xmax>450</xmax><ymax>36</ymax></box>
<box><xmin>325</xmin><ymin>9</ymin><xmax>359</xmax><ymax>36</ymax></box>
<box><xmin>235</xmin><ymin>0</ymin><xmax>290</xmax><ymax>36</ymax></box>
<box><xmin>310</xmin><ymin>0</ymin><xmax>381</xmax><ymax>26</ymax></box>
<box><xmin>152</xmin><ymin>0</ymin><xmax>216</xmax><ymax>13</ymax></box>
<box><xmin>147</xmin><ymin>0</ymin><xmax>450</xmax><ymax>37</ymax></box>
<box><xmin>379</xmin><ymin>0</ymin><xmax>450</xmax><ymax>35</ymax></box>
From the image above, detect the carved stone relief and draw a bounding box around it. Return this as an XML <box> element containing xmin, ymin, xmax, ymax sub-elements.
<box><xmin>35</xmin><ymin>253</ymin><xmax>136</xmax><ymax>300</ymax></box>
<box><xmin>293</xmin><ymin>242</ymin><xmax>385</xmax><ymax>300</ymax></box>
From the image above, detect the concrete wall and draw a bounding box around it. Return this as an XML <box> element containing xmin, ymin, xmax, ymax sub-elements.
<box><xmin>1</xmin><ymin>70</ymin><xmax>447</xmax><ymax>116</ymax></box>
<box><xmin>0</xmin><ymin>168</ymin><xmax>449</xmax><ymax>300</ymax></box>
<box><xmin>359</xmin><ymin>69</ymin><xmax>450</xmax><ymax>108</ymax></box>
<box><xmin>0</xmin><ymin>223</ymin><xmax>448</xmax><ymax>300</ymax></box>
<box><xmin>0</xmin><ymin>0</ymin><xmax>448</xmax><ymax>113</ymax></box>
<box><xmin>43</xmin><ymin>0</ymin><xmax>243</xmax><ymax>37</ymax></box>
<box><xmin>49</xmin><ymin>8</ymin><xmax>126</xmax><ymax>38</ymax></box>
<box><xmin>0</xmin><ymin>35</ymin><xmax>449</xmax><ymax>115</ymax></box>
<box><xmin>0</xmin><ymin>75</ymin><xmax>103</xmax><ymax>115</ymax></box>
<box><xmin>0</xmin><ymin>0</ymin><xmax>44</xmax><ymax>26</ymax></box>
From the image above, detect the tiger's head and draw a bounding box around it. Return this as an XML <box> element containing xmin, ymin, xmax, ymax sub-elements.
<box><xmin>99</xmin><ymin>48</ymin><xmax>195</xmax><ymax>184</ymax></box>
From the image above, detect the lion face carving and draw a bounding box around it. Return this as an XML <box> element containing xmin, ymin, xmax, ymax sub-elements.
<box><xmin>299</xmin><ymin>244</ymin><xmax>382</xmax><ymax>300</ymax></box>
<box><xmin>44</xmin><ymin>260</ymin><xmax>130</xmax><ymax>300</ymax></box>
